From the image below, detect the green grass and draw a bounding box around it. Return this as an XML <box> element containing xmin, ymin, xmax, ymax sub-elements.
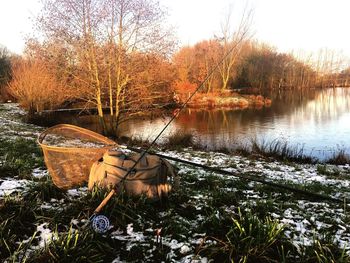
<box><xmin>0</xmin><ymin>196</ymin><xmax>38</xmax><ymax>259</ymax></box>
<box><xmin>24</xmin><ymin>177</ymin><xmax>66</xmax><ymax>202</ymax></box>
<box><xmin>316</xmin><ymin>165</ymin><xmax>341</xmax><ymax>178</ymax></box>
<box><xmin>296</xmin><ymin>237</ymin><xmax>349</xmax><ymax>263</ymax></box>
<box><xmin>2</xmin><ymin>163</ymin><xmax>349</xmax><ymax>262</ymax></box>
<box><xmin>0</xmin><ymin>118</ymin><xmax>349</xmax><ymax>261</ymax></box>
<box><xmin>0</xmin><ymin>137</ymin><xmax>44</xmax><ymax>179</ymax></box>
<box><xmin>198</xmin><ymin>208</ymin><xmax>287</xmax><ymax>262</ymax></box>
<box><xmin>25</xmin><ymin>228</ymin><xmax>120</xmax><ymax>263</ymax></box>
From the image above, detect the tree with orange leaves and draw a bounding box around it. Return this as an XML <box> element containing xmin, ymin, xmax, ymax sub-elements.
<box><xmin>31</xmin><ymin>0</ymin><xmax>176</xmax><ymax>134</ymax></box>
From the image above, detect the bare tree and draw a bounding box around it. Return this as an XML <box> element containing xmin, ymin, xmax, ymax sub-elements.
<box><xmin>218</xmin><ymin>5</ymin><xmax>253</xmax><ymax>91</ymax></box>
<box><xmin>103</xmin><ymin>0</ymin><xmax>176</xmax><ymax>132</ymax></box>
<box><xmin>35</xmin><ymin>0</ymin><xmax>176</xmax><ymax>134</ymax></box>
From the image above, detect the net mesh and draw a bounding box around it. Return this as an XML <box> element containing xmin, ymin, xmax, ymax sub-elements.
<box><xmin>38</xmin><ymin>124</ymin><xmax>117</xmax><ymax>189</ymax></box>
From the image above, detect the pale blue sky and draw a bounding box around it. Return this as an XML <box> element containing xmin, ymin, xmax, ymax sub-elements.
<box><xmin>1</xmin><ymin>0</ymin><xmax>350</xmax><ymax>59</ymax></box>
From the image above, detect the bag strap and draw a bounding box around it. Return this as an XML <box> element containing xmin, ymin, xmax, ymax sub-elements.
<box><xmin>103</xmin><ymin>151</ymin><xmax>157</xmax><ymax>172</ymax></box>
<box><xmin>103</xmin><ymin>161</ymin><xmax>160</xmax><ymax>172</ymax></box>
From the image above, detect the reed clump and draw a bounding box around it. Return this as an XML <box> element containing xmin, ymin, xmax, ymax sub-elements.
<box><xmin>247</xmin><ymin>138</ymin><xmax>316</xmax><ymax>163</ymax></box>
<box><xmin>164</xmin><ymin>130</ymin><xmax>194</xmax><ymax>149</ymax></box>
<box><xmin>327</xmin><ymin>149</ymin><xmax>350</xmax><ymax>165</ymax></box>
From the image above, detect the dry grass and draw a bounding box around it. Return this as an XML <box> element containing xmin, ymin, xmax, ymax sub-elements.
<box><xmin>164</xmin><ymin>130</ymin><xmax>194</xmax><ymax>148</ymax></box>
<box><xmin>327</xmin><ymin>149</ymin><xmax>350</xmax><ymax>165</ymax></box>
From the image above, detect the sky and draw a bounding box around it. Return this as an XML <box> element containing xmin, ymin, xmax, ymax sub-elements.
<box><xmin>1</xmin><ymin>0</ymin><xmax>350</xmax><ymax>59</ymax></box>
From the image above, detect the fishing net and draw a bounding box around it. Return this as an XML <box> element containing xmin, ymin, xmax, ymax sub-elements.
<box><xmin>38</xmin><ymin>124</ymin><xmax>117</xmax><ymax>189</ymax></box>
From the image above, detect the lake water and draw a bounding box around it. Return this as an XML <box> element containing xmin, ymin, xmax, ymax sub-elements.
<box><xmin>59</xmin><ymin>87</ymin><xmax>350</xmax><ymax>160</ymax></box>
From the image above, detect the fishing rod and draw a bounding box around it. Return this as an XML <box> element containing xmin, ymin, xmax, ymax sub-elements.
<box><xmin>90</xmin><ymin>40</ymin><xmax>251</xmax><ymax>233</ymax></box>
<box><xmin>90</xmin><ymin>142</ymin><xmax>347</xmax><ymax>232</ymax></box>
<box><xmin>127</xmin><ymin>146</ymin><xmax>345</xmax><ymax>204</ymax></box>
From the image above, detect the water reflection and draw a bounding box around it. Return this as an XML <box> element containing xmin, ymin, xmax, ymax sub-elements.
<box><xmin>53</xmin><ymin>88</ymin><xmax>350</xmax><ymax>160</ymax></box>
<box><xmin>116</xmin><ymin>88</ymin><xmax>350</xmax><ymax>159</ymax></box>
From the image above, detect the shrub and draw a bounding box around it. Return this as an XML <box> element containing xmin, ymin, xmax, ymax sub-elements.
<box><xmin>8</xmin><ymin>59</ymin><xmax>70</xmax><ymax>114</ymax></box>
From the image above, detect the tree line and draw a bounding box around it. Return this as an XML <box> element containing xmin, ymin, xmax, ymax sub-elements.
<box><xmin>0</xmin><ymin>0</ymin><xmax>349</xmax><ymax>134</ymax></box>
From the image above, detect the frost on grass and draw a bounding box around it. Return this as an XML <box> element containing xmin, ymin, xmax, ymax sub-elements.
<box><xmin>66</xmin><ymin>187</ymin><xmax>88</xmax><ymax>198</ymax></box>
<box><xmin>111</xmin><ymin>223</ymin><xmax>146</xmax><ymax>244</ymax></box>
<box><xmin>0</xmin><ymin>179</ymin><xmax>29</xmax><ymax>196</ymax></box>
<box><xmin>32</xmin><ymin>168</ymin><xmax>49</xmax><ymax>179</ymax></box>
<box><xmin>1</xmin><ymin>103</ymin><xmax>350</xmax><ymax>261</ymax></box>
<box><xmin>167</xmin><ymin>148</ymin><xmax>350</xmax><ymax>254</ymax></box>
<box><xmin>35</xmin><ymin>223</ymin><xmax>54</xmax><ymax>248</ymax></box>
<box><xmin>0</xmin><ymin>103</ymin><xmax>42</xmax><ymax>140</ymax></box>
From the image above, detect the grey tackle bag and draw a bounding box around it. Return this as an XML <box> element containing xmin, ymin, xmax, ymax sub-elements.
<box><xmin>88</xmin><ymin>150</ymin><xmax>177</xmax><ymax>199</ymax></box>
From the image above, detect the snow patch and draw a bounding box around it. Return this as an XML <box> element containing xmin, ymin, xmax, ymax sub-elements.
<box><xmin>32</xmin><ymin>168</ymin><xmax>49</xmax><ymax>179</ymax></box>
<box><xmin>36</xmin><ymin>223</ymin><xmax>53</xmax><ymax>248</ymax></box>
<box><xmin>0</xmin><ymin>179</ymin><xmax>28</xmax><ymax>196</ymax></box>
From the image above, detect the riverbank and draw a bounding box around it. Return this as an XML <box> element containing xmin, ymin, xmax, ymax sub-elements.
<box><xmin>0</xmin><ymin>103</ymin><xmax>349</xmax><ymax>262</ymax></box>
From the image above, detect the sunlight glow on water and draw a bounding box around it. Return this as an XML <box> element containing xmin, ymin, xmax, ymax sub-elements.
<box><xmin>118</xmin><ymin>88</ymin><xmax>350</xmax><ymax>160</ymax></box>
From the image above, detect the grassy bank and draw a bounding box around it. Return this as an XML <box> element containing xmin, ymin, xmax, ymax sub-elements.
<box><xmin>1</xmin><ymin>104</ymin><xmax>350</xmax><ymax>262</ymax></box>
<box><xmin>157</xmin><ymin>131</ymin><xmax>350</xmax><ymax>165</ymax></box>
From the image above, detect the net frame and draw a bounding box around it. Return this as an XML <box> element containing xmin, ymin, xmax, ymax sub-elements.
<box><xmin>38</xmin><ymin>124</ymin><xmax>117</xmax><ymax>189</ymax></box>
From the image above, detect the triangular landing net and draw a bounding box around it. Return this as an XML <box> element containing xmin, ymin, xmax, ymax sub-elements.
<box><xmin>38</xmin><ymin>124</ymin><xmax>117</xmax><ymax>189</ymax></box>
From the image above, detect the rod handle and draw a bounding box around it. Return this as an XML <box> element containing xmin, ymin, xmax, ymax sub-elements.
<box><xmin>94</xmin><ymin>189</ymin><xmax>116</xmax><ymax>214</ymax></box>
